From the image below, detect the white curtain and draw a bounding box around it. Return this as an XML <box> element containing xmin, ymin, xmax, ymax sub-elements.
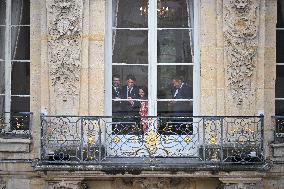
<box><xmin>186</xmin><ymin>0</ymin><xmax>194</xmax><ymax>60</ymax></box>
<box><xmin>11</xmin><ymin>0</ymin><xmax>24</xmax><ymax>59</ymax></box>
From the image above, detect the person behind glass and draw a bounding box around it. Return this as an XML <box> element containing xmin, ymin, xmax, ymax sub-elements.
<box><xmin>112</xmin><ymin>74</ymin><xmax>122</xmax><ymax>118</ymax></box>
<box><xmin>170</xmin><ymin>75</ymin><xmax>193</xmax><ymax>117</ymax></box>
<box><xmin>120</xmin><ymin>74</ymin><xmax>140</xmax><ymax>119</ymax></box>
<box><xmin>138</xmin><ymin>86</ymin><xmax>148</xmax><ymax>132</ymax></box>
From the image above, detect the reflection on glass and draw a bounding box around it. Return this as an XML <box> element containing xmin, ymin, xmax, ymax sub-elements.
<box><xmin>11</xmin><ymin>96</ymin><xmax>30</xmax><ymax>112</ymax></box>
<box><xmin>11</xmin><ymin>27</ymin><xmax>30</xmax><ymax>60</ymax></box>
<box><xmin>277</xmin><ymin>1</ymin><xmax>284</xmax><ymax>28</ymax></box>
<box><xmin>157</xmin><ymin>101</ymin><xmax>193</xmax><ymax>135</ymax></box>
<box><xmin>113</xmin><ymin>0</ymin><xmax>148</xmax><ymax>28</ymax></box>
<box><xmin>0</xmin><ymin>96</ymin><xmax>4</xmax><ymax>115</ymax></box>
<box><xmin>11</xmin><ymin>62</ymin><xmax>30</xmax><ymax>95</ymax></box>
<box><xmin>158</xmin><ymin>29</ymin><xmax>193</xmax><ymax>63</ymax></box>
<box><xmin>276</xmin><ymin>100</ymin><xmax>284</xmax><ymax>115</ymax></box>
<box><xmin>276</xmin><ymin>65</ymin><xmax>284</xmax><ymax>98</ymax></box>
<box><xmin>0</xmin><ymin>0</ymin><xmax>5</xmax><ymax>25</ymax></box>
<box><xmin>0</xmin><ymin>27</ymin><xmax>5</xmax><ymax>60</ymax></box>
<box><xmin>158</xmin><ymin>0</ymin><xmax>194</xmax><ymax>28</ymax></box>
<box><xmin>157</xmin><ymin>101</ymin><xmax>192</xmax><ymax>116</ymax></box>
<box><xmin>0</xmin><ymin>61</ymin><xmax>5</xmax><ymax>94</ymax></box>
<box><xmin>277</xmin><ymin>31</ymin><xmax>284</xmax><ymax>63</ymax></box>
<box><xmin>157</xmin><ymin>65</ymin><xmax>193</xmax><ymax>99</ymax></box>
<box><xmin>113</xmin><ymin>30</ymin><xmax>148</xmax><ymax>64</ymax></box>
<box><xmin>11</xmin><ymin>0</ymin><xmax>30</xmax><ymax>25</ymax></box>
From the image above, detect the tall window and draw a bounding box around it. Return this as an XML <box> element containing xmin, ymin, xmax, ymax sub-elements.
<box><xmin>276</xmin><ymin>0</ymin><xmax>284</xmax><ymax>115</ymax></box>
<box><xmin>0</xmin><ymin>0</ymin><xmax>30</xmax><ymax>116</ymax></box>
<box><xmin>110</xmin><ymin>0</ymin><xmax>198</xmax><ymax>120</ymax></box>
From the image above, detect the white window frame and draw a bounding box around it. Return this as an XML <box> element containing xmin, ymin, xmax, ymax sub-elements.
<box><xmin>276</xmin><ymin>1</ymin><xmax>284</xmax><ymax>115</ymax></box>
<box><xmin>0</xmin><ymin>0</ymin><xmax>31</xmax><ymax>131</ymax></box>
<box><xmin>105</xmin><ymin>0</ymin><xmax>200</xmax><ymax>116</ymax></box>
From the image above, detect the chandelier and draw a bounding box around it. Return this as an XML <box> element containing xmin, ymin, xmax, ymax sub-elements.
<box><xmin>139</xmin><ymin>0</ymin><xmax>169</xmax><ymax>18</ymax></box>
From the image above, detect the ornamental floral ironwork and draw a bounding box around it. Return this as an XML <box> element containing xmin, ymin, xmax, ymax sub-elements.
<box><xmin>40</xmin><ymin>115</ymin><xmax>264</xmax><ymax>167</ymax></box>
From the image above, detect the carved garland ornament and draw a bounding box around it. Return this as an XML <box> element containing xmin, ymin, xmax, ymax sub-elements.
<box><xmin>47</xmin><ymin>0</ymin><xmax>83</xmax><ymax>98</ymax></box>
<box><xmin>224</xmin><ymin>0</ymin><xmax>259</xmax><ymax>105</ymax></box>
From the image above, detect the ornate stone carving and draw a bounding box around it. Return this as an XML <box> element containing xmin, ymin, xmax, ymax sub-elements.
<box><xmin>114</xmin><ymin>178</ymin><xmax>191</xmax><ymax>189</ymax></box>
<box><xmin>47</xmin><ymin>0</ymin><xmax>83</xmax><ymax>102</ymax></box>
<box><xmin>0</xmin><ymin>178</ymin><xmax>6</xmax><ymax>189</ymax></box>
<box><xmin>224</xmin><ymin>0</ymin><xmax>259</xmax><ymax>105</ymax></box>
<box><xmin>49</xmin><ymin>180</ymin><xmax>87</xmax><ymax>189</ymax></box>
<box><xmin>219</xmin><ymin>178</ymin><xmax>262</xmax><ymax>189</ymax></box>
<box><xmin>134</xmin><ymin>178</ymin><xmax>170</xmax><ymax>189</ymax></box>
<box><xmin>221</xmin><ymin>183</ymin><xmax>257</xmax><ymax>189</ymax></box>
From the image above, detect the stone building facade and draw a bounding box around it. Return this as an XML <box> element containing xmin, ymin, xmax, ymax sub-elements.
<box><xmin>0</xmin><ymin>0</ymin><xmax>284</xmax><ymax>189</ymax></box>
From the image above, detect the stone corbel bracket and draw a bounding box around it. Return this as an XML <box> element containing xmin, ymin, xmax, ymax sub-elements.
<box><xmin>223</xmin><ymin>0</ymin><xmax>260</xmax><ymax>105</ymax></box>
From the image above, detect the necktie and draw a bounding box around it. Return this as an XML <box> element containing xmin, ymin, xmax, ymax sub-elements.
<box><xmin>128</xmin><ymin>88</ymin><xmax>131</xmax><ymax>97</ymax></box>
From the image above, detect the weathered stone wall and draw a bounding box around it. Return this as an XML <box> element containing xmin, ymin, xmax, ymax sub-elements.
<box><xmin>0</xmin><ymin>0</ymin><xmax>283</xmax><ymax>189</ymax></box>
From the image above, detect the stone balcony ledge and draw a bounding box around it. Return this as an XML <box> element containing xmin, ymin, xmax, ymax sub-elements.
<box><xmin>0</xmin><ymin>138</ymin><xmax>31</xmax><ymax>153</ymax></box>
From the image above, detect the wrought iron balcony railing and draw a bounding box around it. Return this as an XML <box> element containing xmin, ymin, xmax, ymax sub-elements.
<box><xmin>39</xmin><ymin>115</ymin><xmax>264</xmax><ymax>170</ymax></box>
<box><xmin>0</xmin><ymin>112</ymin><xmax>32</xmax><ymax>139</ymax></box>
<box><xmin>273</xmin><ymin>116</ymin><xmax>284</xmax><ymax>143</ymax></box>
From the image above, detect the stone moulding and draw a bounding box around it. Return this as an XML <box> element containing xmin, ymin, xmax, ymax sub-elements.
<box><xmin>223</xmin><ymin>0</ymin><xmax>260</xmax><ymax>105</ymax></box>
<box><xmin>47</xmin><ymin>0</ymin><xmax>83</xmax><ymax>101</ymax></box>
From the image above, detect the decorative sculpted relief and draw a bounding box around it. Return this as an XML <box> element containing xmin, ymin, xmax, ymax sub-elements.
<box><xmin>221</xmin><ymin>183</ymin><xmax>257</xmax><ymax>189</ymax></box>
<box><xmin>49</xmin><ymin>180</ymin><xmax>87</xmax><ymax>189</ymax></box>
<box><xmin>0</xmin><ymin>178</ymin><xmax>5</xmax><ymax>189</ymax></box>
<box><xmin>224</xmin><ymin>0</ymin><xmax>259</xmax><ymax>105</ymax></box>
<box><xmin>47</xmin><ymin>0</ymin><xmax>83</xmax><ymax>102</ymax></box>
<box><xmin>115</xmin><ymin>178</ymin><xmax>191</xmax><ymax>189</ymax></box>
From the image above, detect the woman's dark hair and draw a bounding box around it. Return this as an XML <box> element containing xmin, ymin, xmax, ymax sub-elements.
<box><xmin>139</xmin><ymin>86</ymin><xmax>148</xmax><ymax>98</ymax></box>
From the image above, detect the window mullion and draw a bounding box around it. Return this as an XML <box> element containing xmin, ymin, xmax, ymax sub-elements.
<box><xmin>148</xmin><ymin>0</ymin><xmax>157</xmax><ymax>116</ymax></box>
<box><xmin>5</xmin><ymin>0</ymin><xmax>11</xmax><ymax>130</ymax></box>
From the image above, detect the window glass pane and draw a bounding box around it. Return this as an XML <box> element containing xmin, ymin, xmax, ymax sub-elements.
<box><xmin>0</xmin><ymin>61</ymin><xmax>4</xmax><ymax>94</ymax></box>
<box><xmin>277</xmin><ymin>1</ymin><xmax>284</xmax><ymax>28</ymax></box>
<box><xmin>11</xmin><ymin>62</ymin><xmax>30</xmax><ymax>95</ymax></box>
<box><xmin>0</xmin><ymin>26</ymin><xmax>5</xmax><ymax>60</ymax></box>
<box><xmin>112</xmin><ymin>65</ymin><xmax>148</xmax><ymax>116</ymax></box>
<box><xmin>158</xmin><ymin>29</ymin><xmax>193</xmax><ymax>63</ymax></box>
<box><xmin>0</xmin><ymin>0</ymin><xmax>5</xmax><ymax>25</ymax></box>
<box><xmin>113</xmin><ymin>0</ymin><xmax>148</xmax><ymax>28</ymax></box>
<box><xmin>0</xmin><ymin>95</ymin><xmax>4</xmax><ymax>115</ymax></box>
<box><xmin>11</xmin><ymin>0</ymin><xmax>30</xmax><ymax>25</ymax></box>
<box><xmin>276</xmin><ymin>100</ymin><xmax>284</xmax><ymax>115</ymax></box>
<box><xmin>113</xmin><ymin>30</ymin><xmax>148</xmax><ymax>64</ymax></box>
<box><xmin>157</xmin><ymin>0</ymin><xmax>193</xmax><ymax>28</ymax></box>
<box><xmin>11</xmin><ymin>26</ymin><xmax>30</xmax><ymax>60</ymax></box>
<box><xmin>11</xmin><ymin>96</ymin><xmax>29</xmax><ymax>112</ymax></box>
<box><xmin>157</xmin><ymin>65</ymin><xmax>193</xmax><ymax>99</ymax></box>
<box><xmin>277</xmin><ymin>30</ymin><xmax>284</xmax><ymax>63</ymax></box>
<box><xmin>157</xmin><ymin>101</ymin><xmax>193</xmax><ymax>116</ymax></box>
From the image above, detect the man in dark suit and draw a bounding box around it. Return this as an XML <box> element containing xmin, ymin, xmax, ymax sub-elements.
<box><xmin>120</xmin><ymin>74</ymin><xmax>140</xmax><ymax>116</ymax></box>
<box><xmin>170</xmin><ymin>75</ymin><xmax>193</xmax><ymax>117</ymax></box>
<box><xmin>112</xmin><ymin>74</ymin><xmax>122</xmax><ymax>118</ymax></box>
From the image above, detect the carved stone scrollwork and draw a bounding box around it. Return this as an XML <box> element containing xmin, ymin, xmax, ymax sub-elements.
<box><xmin>220</xmin><ymin>183</ymin><xmax>257</xmax><ymax>189</ymax></box>
<box><xmin>49</xmin><ymin>180</ymin><xmax>88</xmax><ymax>189</ymax></box>
<box><xmin>0</xmin><ymin>178</ymin><xmax>6</xmax><ymax>189</ymax></box>
<box><xmin>115</xmin><ymin>178</ymin><xmax>191</xmax><ymax>189</ymax></box>
<box><xmin>223</xmin><ymin>0</ymin><xmax>260</xmax><ymax>105</ymax></box>
<box><xmin>219</xmin><ymin>178</ymin><xmax>262</xmax><ymax>189</ymax></box>
<box><xmin>46</xmin><ymin>0</ymin><xmax>83</xmax><ymax>106</ymax></box>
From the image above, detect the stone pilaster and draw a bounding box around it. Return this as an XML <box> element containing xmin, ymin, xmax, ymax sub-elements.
<box><xmin>46</xmin><ymin>0</ymin><xmax>84</xmax><ymax>115</ymax></box>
